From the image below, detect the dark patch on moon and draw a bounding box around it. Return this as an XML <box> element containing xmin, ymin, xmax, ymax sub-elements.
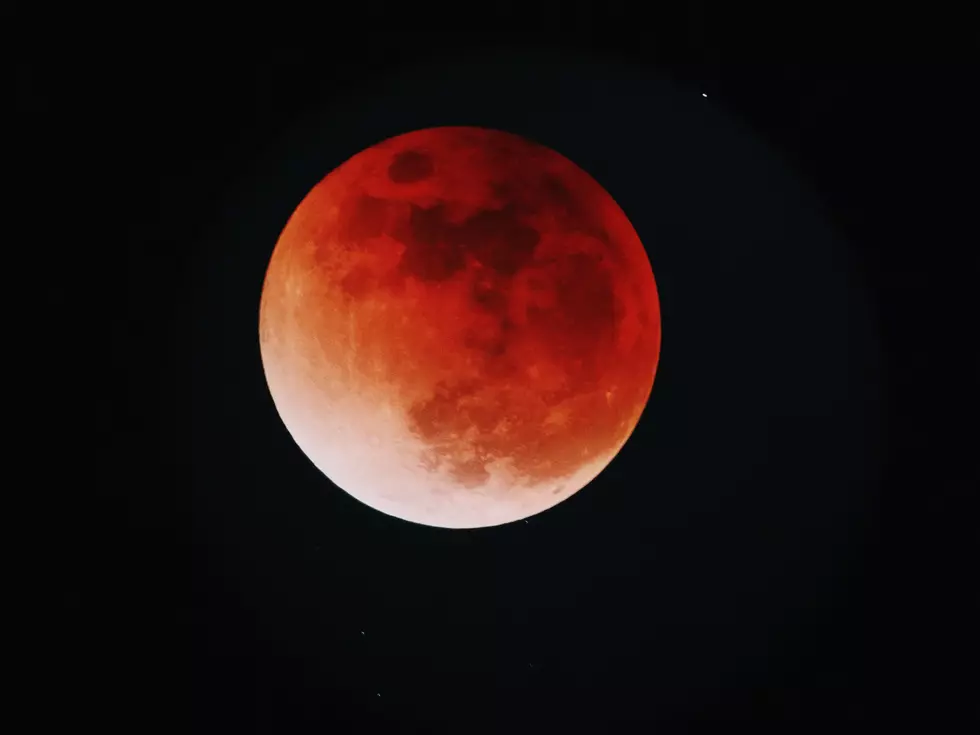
<box><xmin>406</xmin><ymin>364</ymin><xmax>624</xmax><ymax>491</ymax></box>
<box><xmin>481</xmin><ymin>134</ymin><xmax>532</xmax><ymax>167</ymax></box>
<box><xmin>553</xmin><ymin>252</ymin><xmax>618</xmax><ymax>339</ymax></box>
<box><xmin>540</xmin><ymin>174</ymin><xmax>577</xmax><ymax>211</ymax></box>
<box><xmin>449</xmin><ymin>457</ymin><xmax>491</xmax><ymax>488</ymax></box>
<box><xmin>462</xmin><ymin>327</ymin><xmax>508</xmax><ymax>359</ymax></box>
<box><xmin>337</xmin><ymin>194</ymin><xmax>389</xmax><ymax>244</ymax></box>
<box><xmin>408</xmin><ymin>380</ymin><xmax>481</xmax><ymax>437</ymax></box>
<box><xmin>518</xmin><ymin>251</ymin><xmax>618</xmax><ymax>391</ymax></box>
<box><xmin>490</xmin><ymin>181</ymin><xmax>514</xmax><ymax>202</ymax></box>
<box><xmin>394</xmin><ymin>203</ymin><xmax>467</xmax><ymax>282</ymax></box>
<box><xmin>392</xmin><ymin>202</ymin><xmax>541</xmax><ymax>283</ymax></box>
<box><xmin>539</xmin><ymin>173</ymin><xmax>611</xmax><ymax>245</ymax></box>
<box><xmin>467</xmin><ymin>402</ymin><xmax>504</xmax><ymax>433</ymax></box>
<box><xmin>452</xmin><ymin>205</ymin><xmax>540</xmax><ymax>276</ymax></box>
<box><xmin>407</xmin><ymin>380</ymin><xmax>501</xmax><ymax>488</ymax></box>
<box><xmin>471</xmin><ymin>273</ymin><xmax>510</xmax><ymax>313</ymax></box>
<box><xmin>388</xmin><ymin>150</ymin><xmax>434</xmax><ymax>184</ymax></box>
<box><xmin>525</xmin><ymin>258</ymin><xmax>615</xmax><ymax>390</ymax></box>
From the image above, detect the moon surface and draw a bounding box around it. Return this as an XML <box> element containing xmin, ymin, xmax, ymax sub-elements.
<box><xmin>259</xmin><ymin>127</ymin><xmax>661</xmax><ymax>528</ymax></box>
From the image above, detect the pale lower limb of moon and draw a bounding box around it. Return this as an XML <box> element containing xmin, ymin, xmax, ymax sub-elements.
<box><xmin>263</xmin><ymin>346</ymin><xmax>630</xmax><ymax>529</ymax></box>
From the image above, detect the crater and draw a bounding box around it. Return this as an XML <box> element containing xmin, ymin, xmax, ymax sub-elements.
<box><xmin>337</xmin><ymin>194</ymin><xmax>390</xmax><ymax>244</ymax></box>
<box><xmin>388</xmin><ymin>150</ymin><xmax>434</xmax><ymax>184</ymax></box>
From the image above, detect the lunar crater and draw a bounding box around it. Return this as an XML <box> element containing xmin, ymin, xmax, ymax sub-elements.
<box><xmin>388</xmin><ymin>149</ymin><xmax>434</xmax><ymax>183</ymax></box>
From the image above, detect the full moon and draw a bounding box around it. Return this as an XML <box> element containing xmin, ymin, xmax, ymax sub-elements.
<box><xmin>259</xmin><ymin>127</ymin><xmax>661</xmax><ymax>528</ymax></box>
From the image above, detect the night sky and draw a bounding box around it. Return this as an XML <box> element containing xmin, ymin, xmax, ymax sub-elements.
<box><xmin>29</xmin><ymin>11</ymin><xmax>975</xmax><ymax>733</ymax></box>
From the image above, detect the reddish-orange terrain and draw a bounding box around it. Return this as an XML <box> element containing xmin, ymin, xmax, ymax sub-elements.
<box><xmin>259</xmin><ymin>127</ymin><xmax>661</xmax><ymax>528</ymax></box>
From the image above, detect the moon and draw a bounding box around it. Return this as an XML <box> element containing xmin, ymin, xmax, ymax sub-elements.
<box><xmin>259</xmin><ymin>127</ymin><xmax>661</xmax><ymax>528</ymax></box>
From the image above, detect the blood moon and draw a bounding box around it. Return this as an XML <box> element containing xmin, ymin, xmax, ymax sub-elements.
<box><xmin>259</xmin><ymin>127</ymin><xmax>661</xmax><ymax>528</ymax></box>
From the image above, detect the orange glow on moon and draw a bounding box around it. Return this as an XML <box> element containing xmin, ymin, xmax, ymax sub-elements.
<box><xmin>259</xmin><ymin>127</ymin><xmax>661</xmax><ymax>528</ymax></box>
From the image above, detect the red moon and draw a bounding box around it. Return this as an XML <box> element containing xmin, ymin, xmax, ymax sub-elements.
<box><xmin>259</xmin><ymin>127</ymin><xmax>661</xmax><ymax>528</ymax></box>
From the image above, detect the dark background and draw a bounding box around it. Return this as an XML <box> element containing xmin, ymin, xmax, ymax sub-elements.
<box><xmin>24</xmin><ymin>8</ymin><xmax>975</xmax><ymax>733</ymax></box>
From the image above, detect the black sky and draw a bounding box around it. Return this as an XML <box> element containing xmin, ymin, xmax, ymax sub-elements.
<box><xmin>25</xmin><ymin>11</ymin><xmax>976</xmax><ymax>734</ymax></box>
